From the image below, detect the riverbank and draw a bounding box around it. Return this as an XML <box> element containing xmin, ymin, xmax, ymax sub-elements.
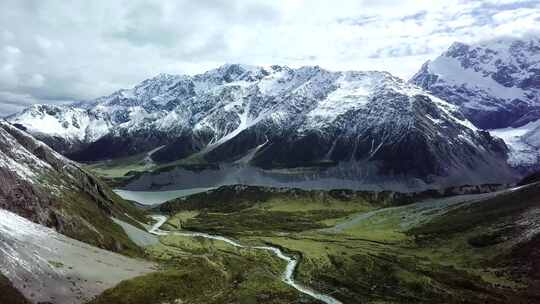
<box><xmin>148</xmin><ymin>215</ymin><xmax>342</xmax><ymax>304</ymax></box>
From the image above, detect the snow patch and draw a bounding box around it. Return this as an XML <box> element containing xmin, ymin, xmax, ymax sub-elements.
<box><xmin>429</xmin><ymin>56</ymin><xmax>527</xmax><ymax>101</ymax></box>
<box><xmin>307</xmin><ymin>73</ymin><xmax>371</xmax><ymax>120</ymax></box>
<box><xmin>490</xmin><ymin>119</ymin><xmax>540</xmax><ymax>166</ymax></box>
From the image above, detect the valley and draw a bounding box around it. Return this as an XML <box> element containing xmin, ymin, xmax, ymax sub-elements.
<box><xmin>147</xmin><ymin>214</ymin><xmax>343</xmax><ymax>304</ymax></box>
<box><xmin>1</xmin><ymin>120</ymin><xmax>540</xmax><ymax>303</ymax></box>
<box><xmin>90</xmin><ymin>182</ymin><xmax>539</xmax><ymax>304</ymax></box>
<box><xmin>0</xmin><ymin>23</ymin><xmax>539</xmax><ymax>304</ymax></box>
<box><xmin>9</xmin><ymin>62</ymin><xmax>517</xmax><ymax>191</ymax></box>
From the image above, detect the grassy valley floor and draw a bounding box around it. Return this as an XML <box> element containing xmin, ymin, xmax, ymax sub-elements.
<box><xmin>89</xmin><ymin>231</ymin><xmax>320</xmax><ymax>304</ymax></box>
<box><xmin>91</xmin><ymin>184</ymin><xmax>540</xmax><ymax>304</ymax></box>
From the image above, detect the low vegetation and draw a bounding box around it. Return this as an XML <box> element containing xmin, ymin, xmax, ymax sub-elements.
<box><xmin>90</xmin><ymin>233</ymin><xmax>318</xmax><ymax>304</ymax></box>
<box><xmin>147</xmin><ymin>184</ymin><xmax>540</xmax><ymax>303</ymax></box>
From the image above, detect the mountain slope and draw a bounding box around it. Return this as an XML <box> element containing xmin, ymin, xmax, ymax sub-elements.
<box><xmin>411</xmin><ymin>36</ymin><xmax>540</xmax><ymax>171</ymax></box>
<box><xmin>0</xmin><ymin>120</ymin><xmax>147</xmax><ymax>253</ymax></box>
<box><xmin>489</xmin><ymin>120</ymin><xmax>540</xmax><ymax>170</ymax></box>
<box><xmin>9</xmin><ymin>65</ymin><xmax>515</xmax><ymax>188</ymax></box>
<box><xmin>0</xmin><ymin>208</ymin><xmax>155</xmax><ymax>304</ymax></box>
<box><xmin>0</xmin><ymin>274</ymin><xmax>29</xmax><ymax>304</ymax></box>
<box><xmin>411</xmin><ymin>36</ymin><xmax>540</xmax><ymax>130</ymax></box>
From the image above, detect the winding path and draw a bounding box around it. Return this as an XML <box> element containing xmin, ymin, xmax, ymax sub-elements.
<box><xmin>148</xmin><ymin>215</ymin><xmax>342</xmax><ymax>304</ymax></box>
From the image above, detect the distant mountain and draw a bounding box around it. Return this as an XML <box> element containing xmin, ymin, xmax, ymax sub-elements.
<box><xmin>411</xmin><ymin>36</ymin><xmax>540</xmax><ymax>130</ymax></box>
<box><xmin>0</xmin><ymin>120</ymin><xmax>146</xmax><ymax>253</ymax></box>
<box><xmin>8</xmin><ymin>64</ymin><xmax>515</xmax><ymax>188</ymax></box>
<box><xmin>411</xmin><ymin>36</ymin><xmax>540</xmax><ymax>171</ymax></box>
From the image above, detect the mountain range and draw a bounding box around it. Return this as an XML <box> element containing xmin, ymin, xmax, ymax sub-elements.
<box><xmin>6</xmin><ymin>35</ymin><xmax>540</xmax><ymax>189</ymax></box>
<box><xmin>1</xmin><ymin>34</ymin><xmax>540</xmax><ymax>304</ymax></box>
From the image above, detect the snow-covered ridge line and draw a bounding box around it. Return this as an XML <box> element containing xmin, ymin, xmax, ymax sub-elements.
<box><xmin>0</xmin><ymin>120</ymin><xmax>55</xmax><ymax>183</ymax></box>
<box><xmin>7</xmin><ymin>62</ymin><xmax>516</xmax><ymax>187</ymax></box>
<box><xmin>9</xmin><ymin>63</ymin><xmax>477</xmax><ymax>152</ymax></box>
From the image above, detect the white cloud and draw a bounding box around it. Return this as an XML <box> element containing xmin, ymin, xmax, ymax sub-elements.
<box><xmin>1</xmin><ymin>30</ymin><xmax>14</xmax><ymax>41</ymax></box>
<box><xmin>0</xmin><ymin>90</ymin><xmax>72</xmax><ymax>116</ymax></box>
<box><xmin>4</xmin><ymin>46</ymin><xmax>21</xmax><ymax>55</ymax></box>
<box><xmin>26</xmin><ymin>74</ymin><xmax>45</xmax><ymax>88</ymax></box>
<box><xmin>0</xmin><ymin>64</ymin><xmax>18</xmax><ymax>88</ymax></box>
<box><xmin>0</xmin><ymin>0</ymin><xmax>538</xmax><ymax>115</ymax></box>
<box><xmin>0</xmin><ymin>91</ymin><xmax>39</xmax><ymax>116</ymax></box>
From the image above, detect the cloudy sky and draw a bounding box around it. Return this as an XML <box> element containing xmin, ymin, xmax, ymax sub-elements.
<box><xmin>0</xmin><ymin>0</ymin><xmax>539</xmax><ymax>115</ymax></box>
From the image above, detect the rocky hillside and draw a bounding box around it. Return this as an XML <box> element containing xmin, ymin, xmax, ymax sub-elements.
<box><xmin>0</xmin><ymin>274</ymin><xmax>29</xmax><ymax>304</ymax></box>
<box><xmin>8</xmin><ymin>65</ymin><xmax>515</xmax><ymax>188</ymax></box>
<box><xmin>0</xmin><ymin>120</ymin><xmax>146</xmax><ymax>253</ymax></box>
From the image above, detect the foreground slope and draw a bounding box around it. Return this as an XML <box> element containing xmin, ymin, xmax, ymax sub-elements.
<box><xmin>0</xmin><ymin>209</ymin><xmax>155</xmax><ymax>304</ymax></box>
<box><xmin>0</xmin><ymin>274</ymin><xmax>29</xmax><ymax>304</ymax></box>
<box><xmin>0</xmin><ymin>120</ymin><xmax>146</xmax><ymax>253</ymax></box>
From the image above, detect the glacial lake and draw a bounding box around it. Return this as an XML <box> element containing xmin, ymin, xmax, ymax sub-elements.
<box><xmin>113</xmin><ymin>187</ymin><xmax>213</xmax><ymax>206</ymax></box>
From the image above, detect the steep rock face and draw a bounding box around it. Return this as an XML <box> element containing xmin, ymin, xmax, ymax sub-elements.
<box><xmin>411</xmin><ymin>36</ymin><xmax>540</xmax><ymax>130</ymax></box>
<box><xmin>9</xmin><ymin>65</ymin><xmax>515</xmax><ymax>187</ymax></box>
<box><xmin>0</xmin><ymin>120</ymin><xmax>146</xmax><ymax>253</ymax></box>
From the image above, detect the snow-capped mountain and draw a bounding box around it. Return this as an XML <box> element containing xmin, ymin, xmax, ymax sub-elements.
<box><xmin>9</xmin><ymin>104</ymin><xmax>113</xmax><ymax>153</ymax></box>
<box><xmin>411</xmin><ymin>36</ymin><xmax>540</xmax><ymax>130</ymax></box>
<box><xmin>488</xmin><ymin>118</ymin><xmax>540</xmax><ymax>171</ymax></box>
<box><xmin>0</xmin><ymin>120</ymin><xmax>146</xmax><ymax>251</ymax></box>
<box><xmin>8</xmin><ymin>64</ymin><xmax>515</xmax><ymax>187</ymax></box>
<box><xmin>411</xmin><ymin>36</ymin><xmax>540</xmax><ymax>170</ymax></box>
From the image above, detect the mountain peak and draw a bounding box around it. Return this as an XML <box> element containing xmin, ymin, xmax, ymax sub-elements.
<box><xmin>6</xmin><ymin>63</ymin><xmax>515</xmax><ymax>189</ymax></box>
<box><xmin>200</xmin><ymin>63</ymin><xmax>270</xmax><ymax>83</ymax></box>
<box><xmin>444</xmin><ymin>41</ymin><xmax>470</xmax><ymax>58</ymax></box>
<box><xmin>147</xmin><ymin>72</ymin><xmax>184</xmax><ymax>83</ymax></box>
<box><xmin>217</xmin><ymin>63</ymin><xmax>261</xmax><ymax>71</ymax></box>
<box><xmin>411</xmin><ymin>35</ymin><xmax>540</xmax><ymax>129</ymax></box>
